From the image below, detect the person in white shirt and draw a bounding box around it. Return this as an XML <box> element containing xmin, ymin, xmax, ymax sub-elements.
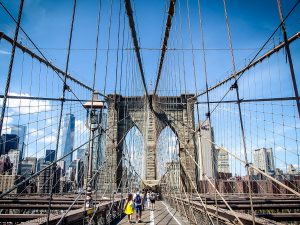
<box><xmin>146</xmin><ymin>191</ymin><xmax>150</xmax><ymax>209</ymax></box>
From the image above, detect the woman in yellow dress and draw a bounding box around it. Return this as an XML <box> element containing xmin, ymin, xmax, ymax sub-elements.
<box><xmin>124</xmin><ymin>193</ymin><xmax>134</xmax><ymax>223</ymax></box>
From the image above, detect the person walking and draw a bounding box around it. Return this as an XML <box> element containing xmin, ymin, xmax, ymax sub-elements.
<box><xmin>133</xmin><ymin>190</ymin><xmax>143</xmax><ymax>223</ymax></box>
<box><xmin>141</xmin><ymin>191</ymin><xmax>146</xmax><ymax>211</ymax></box>
<box><xmin>150</xmin><ymin>191</ymin><xmax>156</xmax><ymax>211</ymax></box>
<box><xmin>124</xmin><ymin>193</ymin><xmax>134</xmax><ymax>223</ymax></box>
<box><xmin>146</xmin><ymin>191</ymin><xmax>150</xmax><ymax>209</ymax></box>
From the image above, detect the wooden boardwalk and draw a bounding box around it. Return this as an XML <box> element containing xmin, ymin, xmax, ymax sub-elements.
<box><xmin>117</xmin><ymin>201</ymin><xmax>189</xmax><ymax>225</ymax></box>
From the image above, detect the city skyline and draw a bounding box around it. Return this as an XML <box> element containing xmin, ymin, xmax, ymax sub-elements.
<box><xmin>0</xmin><ymin>0</ymin><xmax>299</xmax><ymax>179</ymax></box>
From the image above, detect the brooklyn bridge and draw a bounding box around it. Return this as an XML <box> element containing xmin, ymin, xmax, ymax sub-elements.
<box><xmin>0</xmin><ymin>0</ymin><xmax>300</xmax><ymax>224</ymax></box>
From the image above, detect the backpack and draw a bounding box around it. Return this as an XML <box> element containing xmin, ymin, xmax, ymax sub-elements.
<box><xmin>134</xmin><ymin>194</ymin><xmax>142</xmax><ymax>205</ymax></box>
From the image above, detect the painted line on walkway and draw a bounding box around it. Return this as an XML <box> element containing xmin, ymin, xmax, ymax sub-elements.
<box><xmin>150</xmin><ymin>210</ymin><xmax>155</xmax><ymax>225</ymax></box>
<box><xmin>161</xmin><ymin>201</ymin><xmax>182</xmax><ymax>225</ymax></box>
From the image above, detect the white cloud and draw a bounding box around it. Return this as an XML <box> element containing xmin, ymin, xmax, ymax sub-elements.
<box><xmin>5</xmin><ymin>92</ymin><xmax>52</xmax><ymax>114</ymax></box>
<box><xmin>29</xmin><ymin>128</ymin><xmax>44</xmax><ymax>137</ymax></box>
<box><xmin>0</xmin><ymin>50</ymin><xmax>11</xmax><ymax>55</ymax></box>
<box><xmin>275</xmin><ymin>146</ymin><xmax>285</xmax><ymax>152</ymax></box>
<box><xmin>1</xmin><ymin>117</ymin><xmax>13</xmax><ymax>134</ymax></box>
<box><xmin>38</xmin><ymin>135</ymin><xmax>57</xmax><ymax>144</ymax></box>
<box><xmin>46</xmin><ymin>118</ymin><xmax>54</xmax><ymax>125</ymax></box>
<box><xmin>3</xmin><ymin>116</ymin><xmax>13</xmax><ymax>126</ymax></box>
<box><xmin>292</xmin><ymin>164</ymin><xmax>299</xmax><ymax>169</ymax></box>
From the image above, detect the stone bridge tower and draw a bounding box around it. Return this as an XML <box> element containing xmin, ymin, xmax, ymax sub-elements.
<box><xmin>101</xmin><ymin>94</ymin><xmax>197</xmax><ymax>191</ymax></box>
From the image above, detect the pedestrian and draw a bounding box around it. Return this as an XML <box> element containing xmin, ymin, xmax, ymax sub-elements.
<box><xmin>141</xmin><ymin>191</ymin><xmax>146</xmax><ymax>211</ymax></box>
<box><xmin>146</xmin><ymin>191</ymin><xmax>150</xmax><ymax>209</ymax></box>
<box><xmin>124</xmin><ymin>193</ymin><xmax>134</xmax><ymax>223</ymax></box>
<box><xmin>133</xmin><ymin>190</ymin><xmax>143</xmax><ymax>223</ymax></box>
<box><xmin>150</xmin><ymin>191</ymin><xmax>156</xmax><ymax>210</ymax></box>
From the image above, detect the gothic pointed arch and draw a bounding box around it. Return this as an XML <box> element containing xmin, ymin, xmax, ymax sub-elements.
<box><xmin>101</xmin><ymin>94</ymin><xmax>197</xmax><ymax>192</ymax></box>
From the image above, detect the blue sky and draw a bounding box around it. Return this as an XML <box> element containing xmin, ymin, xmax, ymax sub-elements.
<box><xmin>1</xmin><ymin>0</ymin><xmax>299</xmax><ymax>93</ymax></box>
<box><xmin>1</xmin><ymin>0</ymin><xmax>300</xmax><ymax>176</ymax></box>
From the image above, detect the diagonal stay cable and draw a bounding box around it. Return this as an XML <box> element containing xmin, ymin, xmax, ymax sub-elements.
<box><xmin>70</xmin><ymin>105</ymin><xmax>145</xmax><ymax>223</ymax></box>
<box><xmin>0</xmin><ymin>103</ymin><xmax>143</xmax><ymax>198</ymax></box>
<box><xmin>153</xmin><ymin>0</ymin><xmax>176</xmax><ymax>95</ymax></box>
<box><xmin>47</xmin><ymin>0</ymin><xmax>78</xmax><ymax>222</ymax></box>
<box><xmin>190</xmin><ymin>0</ymin><xmax>300</xmax><ymax>101</ymax></box>
<box><xmin>222</xmin><ymin>0</ymin><xmax>255</xmax><ymax>223</ymax></box>
<box><xmin>56</xmin><ymin>161</ymin><xmax>107</xmax><ymax>225</ymax></box>
<box><xmin>155</xmin><ymin>103</ymin><xmax>215</xmax><ymax>224</ymax></box>
<box><xmin>88</xmin><ymin>125</ymin><xmax>147</xmax><ymax>224</ymax></box>
<box><xmin>179</xmin><ymin>147</ymin><xmax>244</xmax><ymax>224</ymax></box>
<box><xmin>193</xmin><ymin>31</ymin><xmax>300</xmax><ymax>99</ymax></box>
<box><xmin>199</xmin><ymin>131</ymin><xmax>300</xmax><ymax>199</ymax></box>
<box><xmin>0</xmin><ymin>31</ymin><xmax>95</xmax><ymax>94</ymax></box>
<box><xmin>0</xmin><ymin>130</ymin><xmax>99</xmax><ymax>198</ymax></box>
<box><xmin>0</xmin><ymin>1</ymin><xmax>109</xmax><ymax>101</ymax></box>
<box><xmin>156</xmin><ymin>97</ymin><xmax>300</xmax><ymax>197</ymax></box>
<box><xmin>0</xmin><ymin>0</ymin><xmax>24</xmax><ymax>138</ymax></box>
<box><xmin>87</xmin><ymin>158</ymin><xmax>127</xmax><ymax>225</ymax></box>
<box><xmin>179</xmin><ymin>157</ymin><xmax>243</xmax><ymax>225</ymax></box>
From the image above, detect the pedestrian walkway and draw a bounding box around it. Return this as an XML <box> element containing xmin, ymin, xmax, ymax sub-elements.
<box><xmin>117</xmin><ymin>201</ymin><xmax>189</xmax><ymax>225</ymax></box>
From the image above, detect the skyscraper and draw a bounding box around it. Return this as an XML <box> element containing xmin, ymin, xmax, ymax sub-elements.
<box><xmin>8</xmin><ymin>149</ymin><xmax>20</xmax><ymax>175</ymax></box>
<box><xmin>19</xmin><ymin>163</ymin><xmax>34</xmax><ymax>178</ymax></box>
<box><xmin>19</xmin><ymin>157</ymin><xmax>37</xmax><ymax>178</ymax></box>
<box><xmin>37</xmin><ymin>162</ymin><xmax>61</xmax><ymax>193</ymax></box>
<box><xmin>253</xmin><ymin>148</ymin><xmax>275</xmax><ymax>175</ymax></box>
<box><xmin>0</xmin><ymin>175</ymin><xmax>20</xmax><ymax>194</ymax></box>
<box><xmin>0</xmin><ymin>154</ymin><xmax>12</xmax><ymax>174</ymax></box>
<box><xmin>287</xmin><ymin>164</ymin><xmax>298</xmax><ymax>175</ymax></box>
<box><xmin>75</xmin><ymin>159</ymin><xmax>84</xmax><ymax>189</ymax></box>
<box><xmin>0</xmin><ymin>134</ymin><xmax>19</xmax><ymax>155</ymax></box>
<box><xmin>217</xmin><ymin>148</ymin><xmax>230</xmax><ymax>173</ymax></box>
<box><xmin>45</xmin><ymin>150</ymin><xmax>55</xmax><ymax>162</ymax></box>
<box><xmin>61</xmin><ymin>113</ymin><xmax>75</xmax><ymax>173</ymax></box>
<box><xmin>10</xmin><ymin>125</ymin><xmax>27</xmax><ymax>160</ymax></box>
<box><xmin>37</xmin><ymin>158</ymin><xmax>45</xmax><ymax>172</ymax></box>
<box><xmin>196</xmin><ymin>120</ymin><xmax>217</xmax><ymax>180</ymax></box>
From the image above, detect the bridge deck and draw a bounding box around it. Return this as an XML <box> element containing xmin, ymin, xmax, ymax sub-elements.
<box><xmin>117</xmin><ymin>201</ymin><xmax>188</xmax><ymax>225</ymax></box>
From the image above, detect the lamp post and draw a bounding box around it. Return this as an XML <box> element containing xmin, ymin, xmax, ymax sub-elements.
<box><xmin>83</xmin><ymin>91</ymin><xmax>104</xmax><ymax>208</ymax></box>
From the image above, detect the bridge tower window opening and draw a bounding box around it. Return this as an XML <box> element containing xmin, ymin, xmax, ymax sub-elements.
<box><xmin>156</xmin><ymin>126</ymin><xmax>179</xmax><ymax>186</ymax></box>
<box><xmin>123</xmin><ymin>126</ymin><xmax>145</xmax><ymax>188</ymax></box>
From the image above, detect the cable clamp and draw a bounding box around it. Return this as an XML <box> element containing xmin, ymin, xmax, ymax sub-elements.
<box><xmin>230</xmin><ymin>81</ymin><xmax>238</xmax><ymax>90</ymax></box>
<box><xmin>59</xmin><ymin>97</ymin><xmax>65</xmax><ymax>102</ymax></box>
<box><xmin>63</xmin><ymin>84</ymin><xmax>70</xmax><ymax>92</ymax></box>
